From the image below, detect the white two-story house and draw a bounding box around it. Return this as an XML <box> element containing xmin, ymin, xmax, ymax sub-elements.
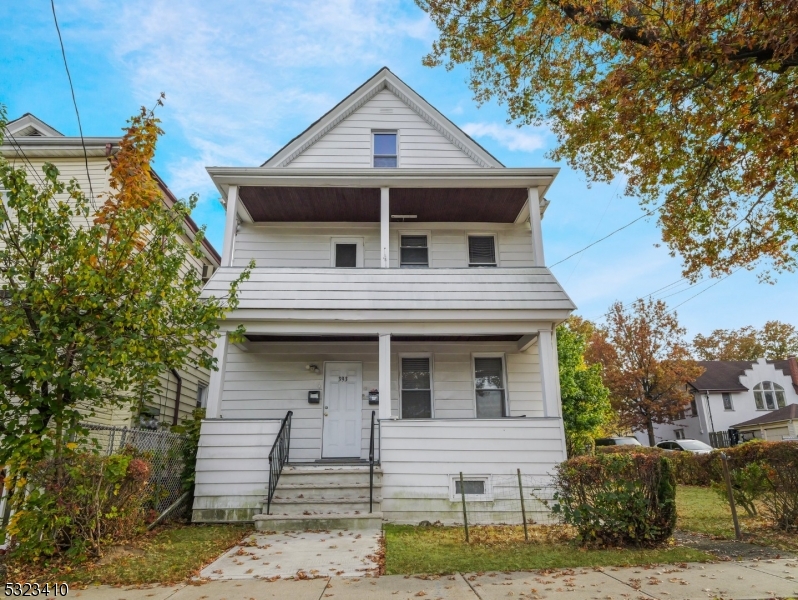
<box><xmin>193</xmin><ymin>68</ymin><xmax>575</xmax><ymax>528</ymax></box>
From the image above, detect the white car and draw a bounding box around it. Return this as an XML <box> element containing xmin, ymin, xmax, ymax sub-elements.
<box><xmin>656</xmin><ymin>439</ymin><xmax>714</xmax><ymax>454</ymax></box>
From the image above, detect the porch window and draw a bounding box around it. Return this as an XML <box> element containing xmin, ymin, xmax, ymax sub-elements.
<box><xmin>468</xmin><ymin>235</ymin><xmax>497</xmax><ymax>267</ymax></box>
<box><xmin>401</xmin><ymin>357</ymin><xmax>432</xmax><ymax>418</ymax></box>
<box><xmin>373</xmin><ymin>132</ymin><xmax>397</xmax><ymax>167</ymax></box>
<box><xmin>335</xmin><ymin>244</ymin><xmax>357</xmax><ymax>267</ymax></box>
<box><xmin>400</xmin><ymin>235</ymin><xmax>428</xmax><ymax>267</ymax></box>
<box><xmin>474</xmin><ymin>357</ymin><xmax>506</xmax><ymax>418</ymax></box>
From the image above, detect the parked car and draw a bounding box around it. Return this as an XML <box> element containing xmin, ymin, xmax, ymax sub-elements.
<box><xmin>594</xmin><ymin>437</ymin><xmax>642</xmax><ymax>447</ymax></box>
<box><xmin>655</xmin><ymin>439</ymin><xmax>713</xmax><ymax>454</ymax></box>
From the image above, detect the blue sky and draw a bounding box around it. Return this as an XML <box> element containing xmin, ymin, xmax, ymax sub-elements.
<box><xmin>1</xmin><ymin>0</ymin><xmax>795</xmax><ymax>337</ymax></box>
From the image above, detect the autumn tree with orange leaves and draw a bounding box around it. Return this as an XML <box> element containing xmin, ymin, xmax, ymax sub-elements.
<box><xmin>589</xmin><ymin>299</ymin><xmax>703</xmax><ymax>446</ymax></box>
<box><xmin>0</xmin><ymin>102</ymin><xmax>250</xmax><ymax>471</ymax></box>
<box><xmin>420</xmin><ymin>0</ymin><xmax>798</xmax><ymax>281</ymax></box>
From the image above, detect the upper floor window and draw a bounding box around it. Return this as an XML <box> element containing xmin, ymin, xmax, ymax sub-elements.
<box><xmin>196</xmin><ymin>383</ymin><xmax>208</xmax><ymax>408</ymax></box>
<box><xmin>400</xmin><ymin>235</ymin><xmax>428</xmax><ymax>267</ymax></box>
<box><xmin>722</xmin><ymin>393</ymin><xmax>734</xmax><ymax>411</ymax></box>
<box><xmin>690</xmin><ymin>398</ymin><xmax>698</xmax><ymax>417</ymax></box>
<box><xmin>468</xmin><ymin>235</ymin><xmax>497</xmax><ymax>267</ymax></box>
<box><xmin>373</xmin><ymin>132</ymin><xmax>397</xmax><ymax>167</ymax></box>
<box><xmin>753</xmin><ymin>381</ymin><xmax>786</xmax><ymax>410</ymax></box>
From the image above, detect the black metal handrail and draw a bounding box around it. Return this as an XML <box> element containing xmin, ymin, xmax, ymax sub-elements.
<box><xmin>266</xmin><ymin>410</ymin><xmax>293</xmax><ymax>515</ymax></box>
<box><xmin>369</xmin><ymin>410</ymin><xmax>376</xmax><ymax>513</ymax></box>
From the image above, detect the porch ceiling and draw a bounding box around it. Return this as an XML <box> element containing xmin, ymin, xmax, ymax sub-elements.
<box><xmin>244</xmin><ymin>334</ymin><xmax>524</xmax><ymax>342</ymax></box>
<box><xmin>238</xmin><ymin>186</ymin><xmax>528</xmax><ymax>223</ymax></box>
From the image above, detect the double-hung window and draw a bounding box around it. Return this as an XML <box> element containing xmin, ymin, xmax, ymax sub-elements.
<box><xmin>468</xmin><ymin>235</ymin><xmax>497</xmax><ymax>267</ymax></box>
<box><xmin>373</xmin><ymin>132</ymin><xmax>397</xmax><ymax>167</ymax></box>
<box><xmin>722</xmin><ymin>393</ymin><xmax>734</xmax><ymax>410</ymax></box>
<box><xmin>401</xmin><ymin>357</ymin><xmax>432</xmax><ymax>418</ymax></box>
<box><xmin>474</xmin><ymin>357</ymin><xmax>507</xmax><ymax>418</ymax></box>
<box><xmin>196</xmin><ymin>383</ymin><xmax>209</xmax><ymax>408</ymax></box>
<box><xmin>400</xmin><ymin>235</ymin><xmax>428</xmax><ymax>267</ymax></box>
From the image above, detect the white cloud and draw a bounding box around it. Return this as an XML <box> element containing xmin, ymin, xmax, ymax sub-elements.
<box><xmin>66</xmin><ymin>0</ymin><xmax>435</xmax><ymax>198</ymax></box>
<box><xmin>461</xmin><ymin>122</ymin><xmax>551</xmax><ymax>153</ymax></box>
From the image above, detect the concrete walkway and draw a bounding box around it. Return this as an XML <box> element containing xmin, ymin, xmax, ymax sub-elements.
<box><xmin>64</xmin><ymin>558</ymin><xmax>798</xmax><ymax>599</ymax></box>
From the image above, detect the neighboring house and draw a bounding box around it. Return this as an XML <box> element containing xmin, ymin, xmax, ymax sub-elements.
<box><xmin>634</xmin><ymin>357</ymin><xmax>798</xmax><ymax>446</ymax></box>
<box><xmin>1</xmin><ymin>113</ymin><xmax>221</xmax><ymax>429</ymax></box>
<box><xmin>193</xmin><ymin>67</ymin><xmax>575</xmax><ymax>526</ymax></box>
<box><xmin>732</xmin><ymin>404</ymin><xmax>798</xmax><ymax>442</ymax></box>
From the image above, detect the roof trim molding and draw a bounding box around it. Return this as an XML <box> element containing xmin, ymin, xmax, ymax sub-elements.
<box><xmin>262</xmin><ymin>68</ymin><xmax>503</xmax><ymax>169</ymax></box>
<box><xmin>4</xmin><ymin>113</ymin><xmax>64</xmax><ymax>138</ymax></box>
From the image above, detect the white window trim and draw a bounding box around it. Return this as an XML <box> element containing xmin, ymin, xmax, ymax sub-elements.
<box><xmin>722</xmin><ymin>393</ymin><xmax>735</xmax><ymax>411</ymax></box>
<box><xmin>372</xmin><ymin>130</ymin><xmax>400</xmax><ymax>168</ymax></box>
<box><xmin>398</xmin><ymin>230</ymin><xmax>432</xmax><ymax>268</ymax></box>
<box><xmin>471</xmin><ymin>352</ymin><xmax>509</xmax><ymax>418</ymax></box>
<box><xmin>448</xmin><ymin>474</ymin><xmax>493</xmax><ymax>502</ymax></box>
<box><xmin>399</xmin><ymin>352</ymin><xmax>434</xmax><ymax>419</ymax></box>
<box><xmin>330</xmin><ymin>237</ymin><xmax>364</xmax><ymax>268</ymax></box>
<box><xmin>196</xmin><ymin>381</ymin><xmax>209</xmax><ymax>409</ymax></box>
<box><xmin>466</xmin><ymin>232</ymin><xmax>500</xmax><ymax>267</ymax></box>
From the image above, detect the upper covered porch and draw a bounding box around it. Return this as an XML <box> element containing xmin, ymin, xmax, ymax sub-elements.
<box><xmin>207</xmin><ymin>168</ymin><xmax>558</xmax><ymax>270</ymax></box>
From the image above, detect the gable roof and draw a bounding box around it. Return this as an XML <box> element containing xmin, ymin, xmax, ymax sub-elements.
<box><xmin>732</xmin><ymin>403</ymin><xmax>798</xmax><ymax>429</ymax></box>
<box><xmin>689</xmin><ymin>358</ymin><xmax>798</xmax><ymax>393</ymax></box>
<box><xmin>689</xmin><ymin>361</ymin><xmax>753</xmax><ymax>392</ymax></box>
<box><xmin>4</xmin><ymin>113</ymin><xmax>64</xmax><ymax>138</ymax></box>
<box><xmin>262</xmin><ymin>67</ymin><xmax>504</xmax><ymax>169</ymax></box>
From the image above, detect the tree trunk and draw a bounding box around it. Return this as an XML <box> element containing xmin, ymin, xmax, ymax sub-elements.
<box><xmin>646</xmin><ymin>419</ymin><xmax>656</xmax><ymax>447</ymax></box>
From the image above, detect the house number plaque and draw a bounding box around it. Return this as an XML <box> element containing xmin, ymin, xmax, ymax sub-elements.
<box><xmin>338</xmin><ymin>376</ymin><xmax>348</xmax><ymax>382</ymax></box>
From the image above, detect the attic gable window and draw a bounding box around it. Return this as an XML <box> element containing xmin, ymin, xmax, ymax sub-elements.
<box><xmin>373</xmin><ymin>132</ymin><xmax>397</xmax><ymax>167</ymax></box>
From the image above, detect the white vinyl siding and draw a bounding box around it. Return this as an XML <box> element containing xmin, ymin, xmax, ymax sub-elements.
<box><xmin>216</xmin><ymin>340</ymin><xmax>543</xmax><ymax>460</ymax></box>
<box><xmin>286</xmin><ymin>89</ymin><xmax>479</xmax><ymax>169</ymax></box>
<box><xmin>193</xmin><ymin>418</ymin><xmax>281</xmax><ymax>520</ymax></box>
<box><xmin>232</xmin><ymin>223</ymin><xmax>536</xmax><ymax>269</ymax></box>
<box><xmin>379</xmin><ymin>418</ymin><xmax>566</xmax><ymax>524</ymax></box>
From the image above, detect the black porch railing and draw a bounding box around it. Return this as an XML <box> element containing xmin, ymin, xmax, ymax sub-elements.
<box><xmin>266</xmin><ymin>410</ymin><xmax>293</xmax><ymax>515</ymax></box>
<box><xmin>369</xmin><ymin>410</ymin><xmax>376</xmax><ymax>513</ymax></box>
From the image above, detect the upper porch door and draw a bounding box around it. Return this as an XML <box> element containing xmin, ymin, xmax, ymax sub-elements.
<box><xmin>322</xmin><ymin>362</ymin><xmax>363</xmax><ymax>458</ymax></box>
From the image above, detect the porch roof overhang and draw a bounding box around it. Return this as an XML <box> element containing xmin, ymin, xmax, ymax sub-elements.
<box><xmin>205</xmin><ymin>167</ymin><xmax>559</xmax><ymax>223</ymax></box>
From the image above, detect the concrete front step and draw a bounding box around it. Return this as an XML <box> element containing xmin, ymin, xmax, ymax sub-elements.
<box><xmin>254</xmin><ymin>511</ymin><xmax>383</xmax><ymax>532</ymax></box>
<box><xmin>267</xmin><ymin>498</ymin><xmax>381</xmax><ymax>516</ymax></box>
<box><xmin>279</xmin><ymin>464</ymin><xmax>381</xmax><ymax>485</ymax></box>
<box><xmin>275</xmin><ymin>482</ymin><xmax>380</xmax><ymax>500</ymax></box>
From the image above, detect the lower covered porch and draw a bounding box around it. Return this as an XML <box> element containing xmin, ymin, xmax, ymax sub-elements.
<box><xmin>192</xmin><ymin>333</ymin><xmax>567</xmax><ymax>524</ymax></box>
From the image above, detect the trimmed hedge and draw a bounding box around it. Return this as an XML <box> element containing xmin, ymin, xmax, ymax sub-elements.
<box><xmin>552</xmin><ymin>453</ymin><xmax>677</xmax><ymax>546</ymax></box>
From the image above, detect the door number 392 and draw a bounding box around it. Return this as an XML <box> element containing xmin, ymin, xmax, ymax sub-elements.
<box><xmin>338</xmin><ymin>376</ymin><xmax>348</xmax><ymax>382</ymax></box>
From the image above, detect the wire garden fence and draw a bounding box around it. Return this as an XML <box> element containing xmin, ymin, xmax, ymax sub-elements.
<box><xmin>79</xmin><ymin>423</ymin><xmax>191</xmax><ymax>515</ymax></box>
<box><xmin>456</xmin><ymin>470</ymin><xmax>559</xmax><ymax>543</ymax></box>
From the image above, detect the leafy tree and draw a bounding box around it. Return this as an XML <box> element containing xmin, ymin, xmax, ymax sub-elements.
<box><xmin>419</xmin><ymin>0</ymin><xmax>798</xmax><ymax>280</ymax></box>
<box><xmin>590</xmin><ymin>299</ymin><xmax>704</xmax><ymax>446</ymax></box>
<box><xmin>556</xmin><ymin>316</ymin><xmax>611</xmax><ymax>455</ymax></box>
<box><xmin>0</xmin><ymin>103</ymin><xmax>249</xmax><ymax>491</ymax></box>
<box><xmin>693</xmin><ymin>320</ymin><xmax>798</xmax><ymax>360</ymax></box>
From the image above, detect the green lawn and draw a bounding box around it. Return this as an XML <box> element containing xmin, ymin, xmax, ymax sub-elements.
<box><xmin>383</xmin><ymin>524</ymin><xmax>711</xmax><ymax>575</ymax></box>
<box><xmin>677</xmin><ymin>484</ymin><xmax>798</xmax><ymax>552</ymax></box>
<box><xmin>13</xmin><ymin>524</ymin><xmax>249</xmax><ymax>586</ymax></box>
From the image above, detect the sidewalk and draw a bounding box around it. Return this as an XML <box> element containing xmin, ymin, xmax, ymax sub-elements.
<box><xmin>65</xmin><ymin>558</ymin><xmax>798</xmax><ymax>599</ymax></box>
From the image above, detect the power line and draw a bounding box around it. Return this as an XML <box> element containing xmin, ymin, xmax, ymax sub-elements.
<box><xmin>668</xmin><ymin>268</ymin><xmax>742</xmax><ymax>313</ymax></box>
<box><xmin>50</xmin><ymin>0</ymin><xmax>95</xmax><ymax>208</ymax></box>
<box><xmin>548</xmin><ymin>203</ymin><xmax>662</xmax><ymax>269</ymax></box>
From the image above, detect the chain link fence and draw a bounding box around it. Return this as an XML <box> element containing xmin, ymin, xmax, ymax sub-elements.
<box><xmin>79</xmin><ymin>423</ymin><xmax>191</xmax><ymax>514</ymax></box>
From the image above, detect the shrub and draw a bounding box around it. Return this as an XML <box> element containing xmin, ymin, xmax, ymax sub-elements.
<box><xmin>723</xmin><ymin>441</ymin><xmax>798</xmax><ymax>530</ymax></box>
<box><xmin>552</xmin><ymin>453</ymin><xmax>676</xmax><ymax>546</ymax></box>
<box><xmin>595</xmin><ymin>445</ymin><xmax>664</xmax><ymax>455</ymax></box>
<box><xmin>8</xmin><ymin>450</ymin><xmax>151</xmax><ymax>562</ymax></box>
<box><xmin>712</xmin><ymin>461</ymin><xmax>768</xmax><ymax>517</ymax></box>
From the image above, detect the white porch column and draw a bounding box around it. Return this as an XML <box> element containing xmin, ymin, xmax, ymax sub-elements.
<box><xmin>221</xmin><ymin>185</ymin><xmax>239</xmax><ymax>267</ymax></box>
<box><xmin>538</xmin><ymin>327</ymin><xmax>561</xmax><ymax>418</ymax></box>
<box><xmin>205</xmin><ymin>333</ymin><xmax>229</xmax><ymax>418</ymax></box>
<box><xmin>528</xmin><ymin>187</ymin><xmax>545</xmax><ymax>267</ymax></box>
<box><xmin>380</xmin><ymin>187</ymin><xmax>390</xmax><ymax>268</ymax></box>
<box><xmin>378</xmin><ymin>333</ymin><xmax>392</xmax><ymax>419</ymax></box>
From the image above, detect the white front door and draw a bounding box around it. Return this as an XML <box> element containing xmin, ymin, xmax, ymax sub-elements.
<box><xmin>322</xmin><ymin>362</ymin><xmax>363</xmax><ymax>458</ymax></box>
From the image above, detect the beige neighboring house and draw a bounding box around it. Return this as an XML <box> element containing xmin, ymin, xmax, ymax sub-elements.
<box><xmin>1</xmin><ymin>113</ymin><xmax>221</xmax><ymax>429</ymax></box>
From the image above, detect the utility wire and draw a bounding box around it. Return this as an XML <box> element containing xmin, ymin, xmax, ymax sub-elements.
<box><xmin>548</xmin><ymin>203</ymin><xmax>662</xmax><ymax>269</ymax></box>
<box><xmin>50</xmin><ymin>0</ymin><xmax>95</xmax><ymax>208</ymax></box>
<box><xmin>668</xmin><ymin>268</ymin><xmax>742</xmax><ymax>313</ymax></box>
